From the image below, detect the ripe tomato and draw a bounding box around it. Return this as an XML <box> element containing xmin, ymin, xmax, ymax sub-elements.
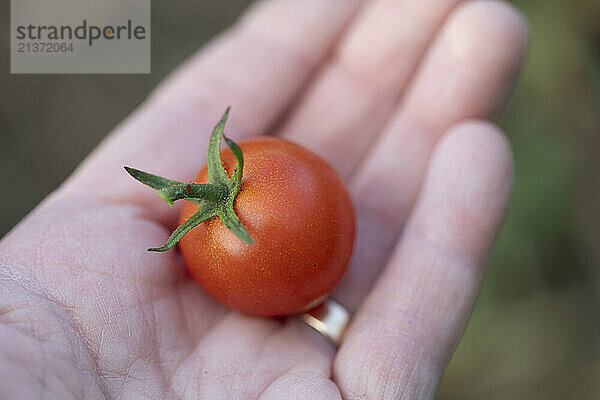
<box><xmin>178</xmin><ymin>137</ymin><xmax>355</xmax><ymax>317</ymax></box>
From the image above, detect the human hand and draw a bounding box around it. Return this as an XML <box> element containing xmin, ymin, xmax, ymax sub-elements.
<box><xmin>0</xmin><ymin>1</ymin><xmax>527</xmax><ymax>398</ymax></box>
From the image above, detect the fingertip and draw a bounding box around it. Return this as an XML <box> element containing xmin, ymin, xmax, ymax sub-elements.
<box><xmin>437</xmin><ymin>120</ymin><xmax>514</xmax><ymax>193</ymax></box>
<box><xmin>451</xmin><ymin>0</ymin><xmax>529</xmax><ymax>68</ymax></box>
<box><xmin>413</xmin><ymin>120</ymin><xmax>514</xmax><ymax>263</ymax></box>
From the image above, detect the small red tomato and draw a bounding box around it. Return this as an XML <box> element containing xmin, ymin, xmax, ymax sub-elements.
<box><xmin>125</xmin><ymin>109</ymin><xmax>355</xmax><ymax>317</ymax></box>
<box><xmin>179</xmin><ymin>137</ymin><xmax>355</xmax><ymax>317</ymax></box>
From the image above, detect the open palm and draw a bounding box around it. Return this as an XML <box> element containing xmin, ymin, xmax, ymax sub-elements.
<box><xmin>0</xmin><ymin>1</ymin><xmax>527</xmax><ymax>399</ymax></box>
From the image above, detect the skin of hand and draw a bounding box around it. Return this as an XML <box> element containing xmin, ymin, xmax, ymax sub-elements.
<box><xmin>0</xmin><ymin>1</ymin><xmax>528</xmax><ymax>399</ymax></box>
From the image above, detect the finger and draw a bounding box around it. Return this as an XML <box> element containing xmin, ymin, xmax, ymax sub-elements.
<box><xmin>335</xmin><ymin>121</ymin><xmax>514</xmax><ymax>400</ymax></box>
<box><xmin>334</xmin><ymin>0</ymin><xmax>528</xmax><ymax>309</ymax></box>
<box><xmin>279</xmin><ymin>0</ymin><xmax>463</xmax><ymax>179</ymax></box>
<box><xmin>62</xmin><ymin>0</ymin><xmax>364</xmax><ymax>220</ymax></box>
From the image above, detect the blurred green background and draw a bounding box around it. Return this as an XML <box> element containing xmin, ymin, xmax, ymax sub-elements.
<box><xmin>1</xmin><ymin>1</ymin><xmax>599</xmax><ymax>398</ymax></box>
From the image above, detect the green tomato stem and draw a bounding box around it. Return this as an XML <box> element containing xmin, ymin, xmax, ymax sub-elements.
<box><xmin>158</xmin><ymin>183</ymin><xmax>227</xmax><ymax>206</ymax></box>
<box><xmin>148</xmin><ymin>202</ymin><xmax>218</xmax><ymax>252</ymax></box>
<box><xmin>124</xmin><ymin>107</ymin><xmax>254</xmax><ymax>251</ymax></box>
<box><xmin>206</xmin><ymin>107</ymin><xmax>232</xmax><ymax>185</ymax></box>
<box><xmin>124</xmin><ymin>166</ymin><xmax>183</xmax><ymax>190</ymax></box>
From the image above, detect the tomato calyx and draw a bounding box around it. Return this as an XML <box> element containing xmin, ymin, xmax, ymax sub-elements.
<box><xmin>124</xmin><ymin>107</ymin><xmax>254</xmax><ymax>251</ymax></box>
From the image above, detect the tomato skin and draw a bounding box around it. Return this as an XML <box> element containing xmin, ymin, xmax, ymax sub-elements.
<box><xmin>179</xmin><ymin>137</ymin><xmax>355</xmax><ymax>317</ymax></box>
